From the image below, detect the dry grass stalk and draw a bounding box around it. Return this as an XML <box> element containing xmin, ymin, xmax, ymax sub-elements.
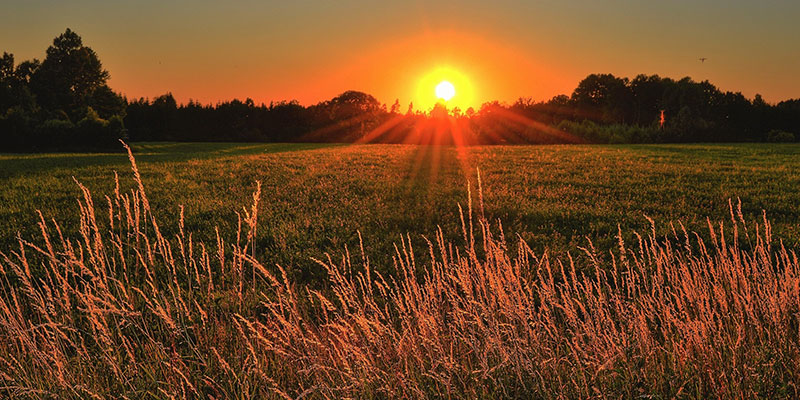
<box><xmin>0</xmin><ymin>144</ymin><xmax>797</xmax><ymax>398</ymax></box>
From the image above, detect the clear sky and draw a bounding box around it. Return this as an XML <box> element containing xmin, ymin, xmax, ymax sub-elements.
<box><xmin>1</xmin><ymin>0</ymin><xmax>798</xmax><ymax>109</ymax></box>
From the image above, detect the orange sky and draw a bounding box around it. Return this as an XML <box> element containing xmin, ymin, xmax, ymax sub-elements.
<box><xmin>2</xmin><ymin>1</ymin><xmax>799</xmax><ymax>110</ymax></box>
<box><xmin>287</xmin><ymin>31</ymin><xmax>575</xmax><ymax>111</ymax></box>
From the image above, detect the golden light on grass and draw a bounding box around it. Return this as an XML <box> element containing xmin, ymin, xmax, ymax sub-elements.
<box><xmin>2</xmin><ymin>144</ymin><xmax>798</xmax><ymax>398</ymax></box>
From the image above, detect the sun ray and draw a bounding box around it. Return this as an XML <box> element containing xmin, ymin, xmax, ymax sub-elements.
<box><xmin>355</xmin><ymin>114</ymin><xmax>407</xmax><ymax>144</ymax></box>
<box><xmin>491</xmin><ymin>107</ymin><xmax>585</xmax><ymax>143</ymax></box>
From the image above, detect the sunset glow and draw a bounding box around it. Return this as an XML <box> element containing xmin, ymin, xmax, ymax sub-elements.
<box><xmin>0</xmin><ymin>0</ymin><xmax>800</xmax><ymax>110</ymax></box>
<box><xmin>416</xmin><ymin>66</ymin><xmax>477</xmax><ymax>111</ymax></box>
<box><xmin>3</xmin><ymin>1</ymin><xmax>800</xmax><ymax>397</ymax></box>
<box><xmin>2</xmin><ymin>2</ymin><xmax>798</xmax><ymax>107</ymax></box>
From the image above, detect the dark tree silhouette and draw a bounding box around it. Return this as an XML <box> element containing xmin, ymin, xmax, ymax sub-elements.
<box><xmin>0</xmin><ymin>29</ymin><xmax>126</xmax><ymax>151</ymax></box>
<box><xmin>2</xmin><ymin>30</ymin><xmax>800</xmax><ymax>150</ymax></box>
<box><xmin>115</xmin><ymin>76</ymin><xmax>800</xmax><ymax>146</ymax></box>
<box><xmin>30</xmin><ymin>28</ymin><xmax>119</xmax><ymax>121</ymax></box>
<box><xmin>571</xmin><ymin>74</ymin><xmax>633</xmax><ymax>123</ymax></box>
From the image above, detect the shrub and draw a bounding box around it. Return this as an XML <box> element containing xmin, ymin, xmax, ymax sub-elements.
<box><xmin>34</xmin><ymin>118</ymin><xmax>75</xmax><ymax>149</ymax></box>
<box><xmin>0</xmin><ymin>107</ymin><xmax>34</xmax><ymax>150</ymax></box>
<box><xmin>556</xmin><ymin>119</ymin><xmax>659</xmax><ymax>144</ymax></box>
<box><xmin>767</xmin><ymin>129</ymin><xmax>796</xmax><ymax>143</ymax></box>
<box><xmin>36</xmin><ymin>117</ymin><xmax>74</xmax><ymax>133</ymax></box>
<box><xmin>75</xmin><ymin>107</ymin><xmax>125</xmax><ymax>149</ymax></box>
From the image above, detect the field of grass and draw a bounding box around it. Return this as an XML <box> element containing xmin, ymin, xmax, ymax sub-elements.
<box><xmin>1</xmin><ymin>142</ymin><xmax>800</xmax><ymax>398</ymax></box>
<box><xmin>2</xmin><ymin>142</ymin><xmax>800</xmax><ymax>278</ymax></box>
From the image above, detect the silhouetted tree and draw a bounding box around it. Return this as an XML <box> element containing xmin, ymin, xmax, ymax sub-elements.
<box><xmin>30</xmin><ymin>29</ymin><xmax>116</xmax><ymax>121</ymax></box>
<box><xmin>0</xmin><ymin>53</ymin><xmax>37</xmax><ymax>115</ymax></box>
<box><xmin>5</xmin><ymin>32</ymin><xmax>800</xmax><ymax>150</ymax></box>
<box><xmin>630</xmin><ymin>74</ymin><xmax>665</xmax><ymax>126</ymax></box>
<box><xmin>571</xmin><ymin>74</ymin><xmax>633</xmax><ymax>123</ymax></box>
<box><xmin>0</xmin><ymin>29</ymin><xmax>127</xmax><ymax>151</ymax></box>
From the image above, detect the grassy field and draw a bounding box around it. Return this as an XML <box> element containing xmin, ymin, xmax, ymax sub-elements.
<box><xmin>2</xmin><ymin>142</ymin><xmax>800</xmax><ymax>278</ymax></box>
<box><xmin>2</xmin><ymin>142</ymin><xmax>800</xmax><ymax>398</ymax></box>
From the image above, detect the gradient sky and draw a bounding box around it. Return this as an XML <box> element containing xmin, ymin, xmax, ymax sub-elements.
<box><xmin>2</xmin><ymin>0</ymin><xmax>798</xmax><ymax>109</ymax></box>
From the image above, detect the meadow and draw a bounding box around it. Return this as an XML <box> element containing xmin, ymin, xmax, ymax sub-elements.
<box><xmin>3</xmin><ymin>142</ymin><xmax>800</xmax><ymax>279</ymax></box>
<box><xmin>1</xmin><ymin>142</ymin><xmax>800</xmax><ymax>398</ymax></box>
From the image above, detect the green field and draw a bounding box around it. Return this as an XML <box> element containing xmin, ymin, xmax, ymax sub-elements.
<box><xmin>4</xmin><ymin>142</ymin><xmax>800</xmax><ymax>398</ymax></box>
<box><xmin>3</xmin><ymin>142</ymin><xmax>800</xmax><ymax>278</ymax></box>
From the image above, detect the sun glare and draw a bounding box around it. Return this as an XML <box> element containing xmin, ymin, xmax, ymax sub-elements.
<box><xmin>415</xmin><ymin>66</ymin><xmax>476</xmax><ymax>111</ymax></box>
<box><xmin>435</xmin><ymin>81</ymin><xmax>456</xmax><ymax>101</ymax></box>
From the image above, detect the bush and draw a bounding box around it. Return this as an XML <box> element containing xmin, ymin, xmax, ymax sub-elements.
<box><xmin>108</xmin><ymin>114</ymin><xmax>127</xmax><ymax>140</ymax></box>
<box><xmin>34</xmin><ymin>118</ymin><xmax>75</xmax><ymax>149</ymax></box>
<box><xmin>766</xmin><ymin>129</ymin><xmax>795</xmax><ymax>143</ymax></box>
<box><xmin>556</xmin><ymin>119</ymin><xmax>660</xmax><ymax>144</ymax></box>
<box><xmin>0</xmin><ymin>107</ymin><xmax>34</xmax><ymax>151</ymax></box>
<box><xmin>75</xmin><ymin>107</ymin><xmax>125</xmax><ymax>149</ymax></box>
<box><xmin>3</xmin><ymin>107</ymin><xmax>126</xmax><ymax>152</ymax></box>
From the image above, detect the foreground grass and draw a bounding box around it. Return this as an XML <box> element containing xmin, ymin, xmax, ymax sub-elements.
<box><xmin>2</xmin><ymin>142</ymin><xmax>800</xmax><ymax>282</ymax></box>
<box><xmin>0</xmin><ymin>143</ymin><xmax>798</xmax><ymax>398</ymax></box>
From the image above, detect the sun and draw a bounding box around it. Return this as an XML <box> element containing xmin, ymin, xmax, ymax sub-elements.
<box><xmin>415</xmin><ymin>66</ymin><xmax>476</xmax><ymax>111</ymax></box>
<box><xmin>435</xmin><ymin>81</ymin><xmax>456</xmax><ymax>101</ymax></box>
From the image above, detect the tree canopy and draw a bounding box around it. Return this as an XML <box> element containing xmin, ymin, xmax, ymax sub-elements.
<box><xmin>1</xmin><ymin>29</ymin><xmax>125</xmax><ymax>151</ymax></box>
<box><xmin>1</xmin><ymin>30</ymin><xmax>799</xmax><ymax>151</ymax></box>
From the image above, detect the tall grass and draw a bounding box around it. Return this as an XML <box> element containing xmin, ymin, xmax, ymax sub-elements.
<box><xmin>0</xmin><ymin>143</ymin><xmax>798</xmax><ymax>398</ymax></box>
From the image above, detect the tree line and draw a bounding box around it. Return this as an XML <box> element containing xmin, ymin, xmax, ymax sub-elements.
<box><xmin>1</xmin><ymin>29</ymin><xmax>125</xmax><ymax>151</ymax></box>
<box><xmin>2</xmin><ymin>29</ymin><xmax>798</xmax><ymax>151</ymax></box>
